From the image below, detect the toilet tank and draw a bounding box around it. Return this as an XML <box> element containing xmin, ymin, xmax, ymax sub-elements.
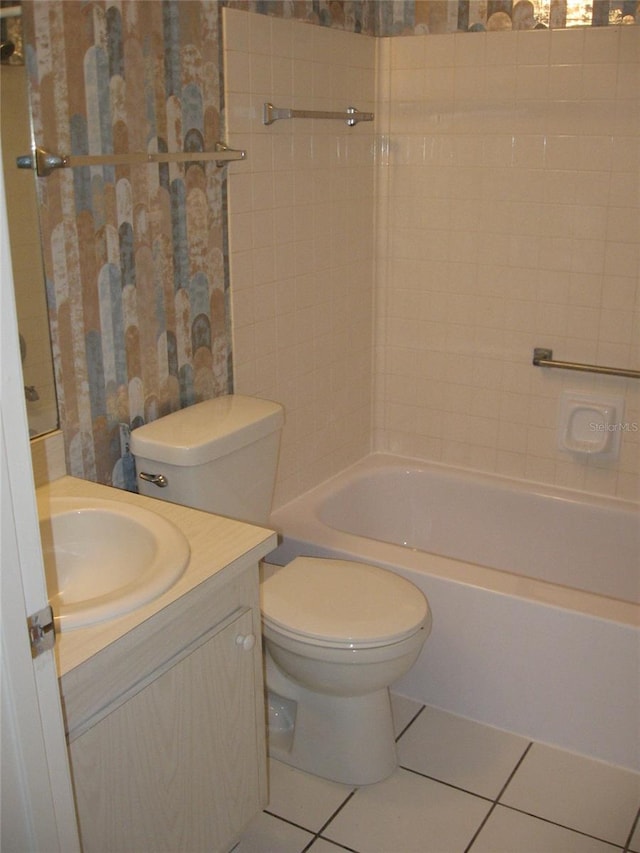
<box><xmin>129</xmin><ymin>395</ymin><xmax>284</xmax><ymax>525</ymax></box>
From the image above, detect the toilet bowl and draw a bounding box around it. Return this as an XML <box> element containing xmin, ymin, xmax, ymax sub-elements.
<box><xmin>261</xmin><ymin>556</ymin><xmax>431</xmax><ymax>785</ymax></box>
<box><xmin>130</xmin><ymin>396</ymin><xmax>432</xmax><ymax>786</ymax></box>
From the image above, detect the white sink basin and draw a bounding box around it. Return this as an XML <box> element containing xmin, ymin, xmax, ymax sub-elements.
<box><xmin>39</xmin><ymin>496</ymin><xmax>190</xmax><ymax>631</ymax></box>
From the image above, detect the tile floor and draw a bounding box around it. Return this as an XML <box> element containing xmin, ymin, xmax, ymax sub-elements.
<box><xmin>235</xmin><ymin>694</ymin><xmax>640</xmax><ymax>853</ymax></box>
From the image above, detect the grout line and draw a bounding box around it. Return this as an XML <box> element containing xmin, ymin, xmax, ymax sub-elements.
<box><xmin>395</xmin><ymin>702</ymin><xmax>427</xmax><ymax>742</ymax></box>
<box><xmin>309</xmin><ymin>836</ymin><xmax>361</xmax><ymax>853</ymax></box>
<box><xmin>300</xmin><ymin>789</ymin><xmax>359</xmax><ymax>853</ymax></box>
<box><xmin>493</xmin><ymin>741</ymin><xmax>534</xmax><ymax>803</ymax></box>
<box><xmin>464</xmin><ymin>741</ymin><xmax>533</xmax><ymax>853</ymax></box>
<box><xmin>262</xmin><ymin>809</ymin><xmax>319</xmax><ymax>836</ymax></box>
<box><xmin>315</xmin><ymin>789</ymin><xmax>359</xmax><ymax>834</ymax></box>
<box><xmin>623</xmin><ymin>805</ymin><xmax>640</xmax><ymax>853</ymax></box>
<box><xmin>463</xmin><ymin>801</ymin><xmax>499</xmax><ymax>853</ymax></box>
<box><xmin>497</xmin><ymin>804</ymin><xmax>627</xmax><ymax>851</ymax></box>
<box><xmin>399</xmin><ymin>764</ymin><xmax>494</xmax><ymax>803</ymax></box>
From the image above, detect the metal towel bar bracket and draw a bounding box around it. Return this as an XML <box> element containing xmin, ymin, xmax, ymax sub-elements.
<box><xmin>532</xmin><ymin>348</ymin><xmax>640</xmax><ymax>380</ymax></box>
<box><xmin>16</xmin><ymin>143</ymin><xmax>246</xmax><ymax>177</ymax></box>
<box><xmin>263</xmin><ymin>102</ymin><xmax>374</xmax><ymax>126</ymax></box>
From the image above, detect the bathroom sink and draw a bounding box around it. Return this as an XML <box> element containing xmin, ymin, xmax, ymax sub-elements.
<box><xmin>39</xmin><ymin>496</ymin><xmax>190</xmax><ymax>631</ymax></box>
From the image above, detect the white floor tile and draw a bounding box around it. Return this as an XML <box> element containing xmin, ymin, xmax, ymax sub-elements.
<box><xmin>234</xmin><ymin>811</ymin><xmax>314</xmax><ymax>853</ymax></box>
<box><xmin>471</xmin><ymin>805</ymin><xmax>621</xmax><ymax>853</ymax></box>
<box><xmin>390</xmin><ymin>691</ymin><xmax>423</xmax><ymax>737</ymax></box>
<box><xmin>501</xmin><ymin>743</ymin><xmax>640</xmax><ymax>847</ymax></box>
<box><xmin>322</xmin><ymin>767</ymin><xmax>491</xmax><ymax>853</ymax></box>
<box><xmin>266</xmin><ymin>759</ymin><xmax>355</xmax><ymax>833</ymax></box>
<box><xmin>396</xmin><ymin>705</ymin><xmax>530</xmax><ymax>799</ymax></box>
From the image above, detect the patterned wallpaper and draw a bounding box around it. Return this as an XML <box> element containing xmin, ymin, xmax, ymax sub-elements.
<box><xmin>228</xmin><ymin>0</ymin><xmax>447</xmax><ymax>34</ymax></box>
<box><xmin>23</xmin><ymin>1</ymin><xmax>230</xmax><ymax>485</ymax></box>
<box><xmin>224</xmin><ymin>0</ymin><xmax>639</xmax><ymax>34</ymax></box>
<box><xmin>225</xmin><ymin>0</ymin><xmax>379</xmax><ymax>34</ymax></box>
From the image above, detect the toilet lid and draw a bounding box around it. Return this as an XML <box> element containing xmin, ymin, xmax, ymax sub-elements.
<box><xmin>261</xmin><ymin>557</ymin><xmax>429</xmax><ymax>648</ymax></box>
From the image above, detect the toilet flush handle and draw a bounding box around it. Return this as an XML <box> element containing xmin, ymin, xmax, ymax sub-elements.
<box><xmin>138</xmin><ymin>471</ymin><xmax>169</xmax><ymax>488</ymax></box>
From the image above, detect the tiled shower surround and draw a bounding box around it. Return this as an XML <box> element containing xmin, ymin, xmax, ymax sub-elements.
<box><xmin>375</xmin><ymin>24</ymin><xmax>639</xmax><ymax>498</ymax></box>
<box><xmin>225</xmin><ymin>11</ymin><xmax>639</xmax><ymax>504</ymax></box>
<box><xmin>23</xmin><ymin>1</ymin><xmax>638</xmax><ymax>502</ymax></box>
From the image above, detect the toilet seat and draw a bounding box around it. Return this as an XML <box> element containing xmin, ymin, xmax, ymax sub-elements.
<box><xmin>261</xmin><ymin>557</ymin><xmax>429</xmax><ymax>650</ymax></box>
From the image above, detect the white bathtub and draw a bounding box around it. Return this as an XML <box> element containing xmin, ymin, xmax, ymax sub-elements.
<box><xmin>268</xmin><ymin>454</ymin><xmax>640</xmax><ymax>771</ymax></box>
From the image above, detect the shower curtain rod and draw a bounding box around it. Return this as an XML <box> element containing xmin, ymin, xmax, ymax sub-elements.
<box><xmin>16</xmin><ymin>143</ymin><xmax>246</xmax><ymax>177</ymax></box>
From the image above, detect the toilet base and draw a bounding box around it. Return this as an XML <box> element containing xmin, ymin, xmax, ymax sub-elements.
<box><xmin>265</xmin><ymin>653</ymin><xmax>398</xmax><ymax>786</ymax></box>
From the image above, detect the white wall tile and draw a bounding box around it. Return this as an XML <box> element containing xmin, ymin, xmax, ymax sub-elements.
<box><xmin>377</xmin><ymin>26</ymin><xmax>639</xmax><ymax>499</ymax></box>
<box><xmin>224</xmin><ymin>9</ymin><xmax>375</xmax><ymax>507</ymax></box>
<box><xmin>550</xmin><ymin>27</ymin><xmax>585</xmax><ymax>65</ymax></box>
<box><xmin>225</xmin><ymin>11</ymin><xmax>639</xmax><ymax>504</ymax></box>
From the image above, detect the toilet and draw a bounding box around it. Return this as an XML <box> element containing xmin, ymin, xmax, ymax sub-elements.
<box><xmin>130</xmin><ymin>395</ymin><xmax>431</xmax><ymax>785</ymax></box>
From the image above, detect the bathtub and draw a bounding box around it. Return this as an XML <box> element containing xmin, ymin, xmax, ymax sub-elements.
<box><xmin>267</xmin><ymin>454</ymin><xmax>640</xmax><ymax>771</ymax></box>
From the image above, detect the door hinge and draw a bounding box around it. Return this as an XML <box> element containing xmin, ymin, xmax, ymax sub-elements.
<box><xmin>27</xmin><ymin>605</ymin><xmax>56</xmax><ymax>658</ymax></box>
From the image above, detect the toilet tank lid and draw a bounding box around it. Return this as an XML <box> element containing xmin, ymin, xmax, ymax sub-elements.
<box><xmin>129</xmin><ymin>395</ymin><xmax>284</xmax><ymax>466</ymax></box>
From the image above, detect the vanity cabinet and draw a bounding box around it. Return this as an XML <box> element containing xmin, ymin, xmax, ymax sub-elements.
<box><xmin>62</xmin><ymin>564</ymin><xmax>267</xmax><ymax>853</ymax></box>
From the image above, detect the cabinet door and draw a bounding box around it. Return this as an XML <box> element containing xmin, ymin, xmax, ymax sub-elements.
<box><xmin>69</xmin><ymin>609</ymin><xmax>263</xmax><ymax>853</ymax></box>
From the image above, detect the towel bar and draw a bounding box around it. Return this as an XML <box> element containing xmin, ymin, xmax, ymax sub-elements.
<box><xmin>263</xmin><ymin>102</ymin><xmax>373</xmax><ymax>126</ymax></box>
<box><xmin>532</xmin><ymin>348</ymin><xmax>640</xmax><ymax>380</ymax></box>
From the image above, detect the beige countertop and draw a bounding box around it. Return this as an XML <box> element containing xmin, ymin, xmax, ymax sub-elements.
<box><xmin>37</xmin><ymin>476</ymin><xmax>278</xmax><ymax>678</ymax></box>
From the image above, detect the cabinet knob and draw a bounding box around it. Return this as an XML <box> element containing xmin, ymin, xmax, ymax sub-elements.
<box><xmin>235</xmin><ymin>633</ymin><xmax>256</xmax><ymax>651</ymax></box>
